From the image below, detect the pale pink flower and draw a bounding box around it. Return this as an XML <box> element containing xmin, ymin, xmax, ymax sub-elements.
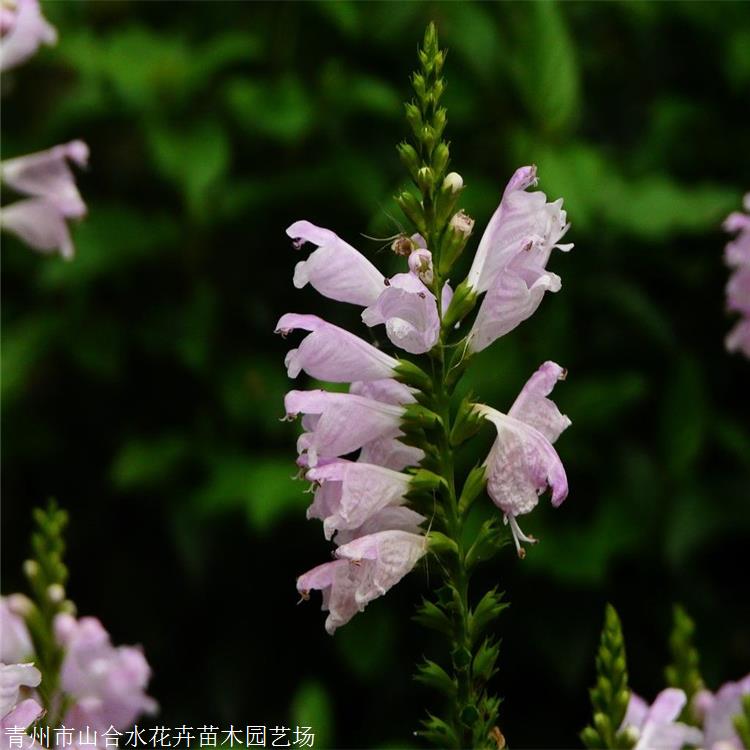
<box><xmin>466</xmin><ymin>166</ymin><xmax>572</xmax><ymax>352</ymax></box>
<box><xmin>362</xmin><ymin>272</ymin><xmax>440</xmax><ymax>354</ymax></box>
<box><xmin>275</xmin><ymin>313</ymin><xmax>398</xmax><ymax>382</ymax></box>
<box><xmin>287</xmin><ymin>221</ymin><xmax>385</xmax><ymax>306</ymax></box>
<box><xmin>0</xmin><ymin>662</ymin><xmax>43</xmax><ymax>750</ymax></box>
<box><xmin>1</xmin><ymin>141</ymin><xmax>89</xmax><ymax>259</ymax></box>
<box><xmin>54</xmin><ymin>614</ymin><xmax>157</xmax><ymax>734</ymax></box>
<box><xmin>284</xmin><ymin>389</ymin><xmax>404</xmax><ymax>467</ymax></box>
<box><xmin>621</xmin><ymin>689</ymin><xmax>703</xmax><ymax>750</ymax></box>
<box><xmin>475</xmin><ymin>361</ymin><xmax>570</xmax><ymax>556</ymax></box>
<box><xmin>0</xmin><ymin>598</ymin><xmax>33</xmax><ymax>664</ymax></box>
<box><xmin>693</xmin><ymin>674</ymin><xmax>750</xmax><ymax>750</ymax></box>
<box><xmin>0</xmin><ymin>0</ymin><xmax>56</xmax><ymax>71</ymax></box>
<box><xmin>724</xmin><ymin>194</ymin><xmax>750</xmax><ymax>358</ymax></box>
<box><xmin>0</xmin><ymin>663</ymin><xmax>41</xmax><ymax>720</ymax></box>
<box><xmin>349</xmin><ymin>380</ymin><xmax>424</xmax><ymax>470</ymax></box>
<box><xmin>305</xmin><ymin>460</ymin><xmax>412</xmax><ymax>539</ymax></box>
<box><xmin>333</xmin><ymin>506</ymin><xmax>426</xmax><ymax>545</ymax></box>
<box><xmin>297</xmin><ymin>530</ymin><xmax>426</xmax><ymax>634</ymax></box>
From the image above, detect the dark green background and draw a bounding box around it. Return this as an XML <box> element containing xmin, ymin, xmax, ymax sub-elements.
<box><xmin>3</xmin><ymin>2</ymin><xmax>750</xmax><ymax>747</ymax></box>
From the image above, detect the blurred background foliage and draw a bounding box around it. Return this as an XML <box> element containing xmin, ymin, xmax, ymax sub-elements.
<box><xmin>2</xmin><ymin>1</ymin><xmax>750</xmax><ymax>747</ymax></box>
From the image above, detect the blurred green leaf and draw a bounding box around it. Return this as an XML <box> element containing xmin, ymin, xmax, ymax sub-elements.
<box><xmin>147</xmin><ymin>120</ymin><xmax>230</xmax><ymax>217</ymax></box>
<box><xmin>111</xmin><ymin>435</ymin><xmax>191</xmax><ymax>490</ymax></box>
<box><xmin>290</xmin><ymin>681</ymin><xmax>334</xmax><ymax>750</ymax></box>
<box><xmin>192</xmin><ymin>456</ymin><xmax>304</xmax><ymax>531</ymax></box>
<box><xmin>514</xmin><ymin>2</ymin><xmax>581</xmax><ymax>135</ymax></box>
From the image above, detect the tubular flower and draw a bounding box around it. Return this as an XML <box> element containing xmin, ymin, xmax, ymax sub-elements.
<box><xmin>305</xmin><ymin>460</ymin><xmax>412</xmax><ymax>540</ymax></box>
<box><xmin>0</xmin><ymin>141</ymin><xmax>89</xmax><ymax>259</ymax></box>
<box><xmin>296</xmin><ymin>530</ymin><xmax>427</xmax><ymax>635</ymax></box>
<box><xmin>724</xmin><ymin>195</ymin><xmax>750</xmax><ymax>357</ymax></box>
<box><xmin>693</xmin><ymin>674</ymin><xmax>750</xmax><ymax>750</ymax></box>
<box><xmin>0</xmin><ymin>663</ymin><xmax>43</xmax><ymax>750</ymax></box>
<box><xmin>54</xmin><ymin>613</ymin><xmax>157</xmax><ymax>734</ymax></box>
<box><xmin>466</xmin><ymin>166</ymin><xmax>572</xmax><ymax>352</ymax></box>
<box><xmin>284</xmin><ymin>390</ymin><xmax>405</xmax><ymax>467</ymax></box>
<box><xmin>287</xmin><ymin>220</ymin><xmax>447</xmax><ymax>355</ymax></box>
<box><xmin>621</xmin><ymin>689</ymin><xmax>703</xmax><ymax>750</ymax></box>
<box><xmin>362</xmin><ymin>271</ymin><xmax>440</xmax><ymax>354</ymax></box>
<box><xmin>0</xmin><ymin>0</ymin><xmax>56</xmax><ymax>72</ymax></box>
<box><xmin>287</xmin><ymin>220</ymin><xmax>385</xmax><ymax>306</ymax></box>
<box><xmin>475</xmin><ymin>361</ymin><xmax>570</xmax><ymax>557</ymax></box>
<box><xmin>275</xmin><ymin>313</ymin><xmax>399</xmax><ymax>382</ymax></box>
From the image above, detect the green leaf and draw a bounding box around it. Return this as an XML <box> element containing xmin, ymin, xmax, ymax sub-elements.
<box><xmin>414</xmin><ymin>659</ymin><xmax>457</xmax><ymax>697</ymax></box>
<box><xmin>413</xmin><ymin>598</ymin><xmax>453</xmax><ymax>638</ymax></box>
<box><xmin>290</xmin><ymin>681</ymin><xmax>333</xmax><ymax>750</ymax></box>
<box><xmin>514</xmin><ymin>2</ymin><xmax>581</xmax><ymax>135</ymax></box>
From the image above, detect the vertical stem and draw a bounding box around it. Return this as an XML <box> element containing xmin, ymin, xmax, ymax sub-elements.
<box><xmin>433</xmin><ymin>326</ymin><xmax>474</xmax><ymax>748</ymax></box>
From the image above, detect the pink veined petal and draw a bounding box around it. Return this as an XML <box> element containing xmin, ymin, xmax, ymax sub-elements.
<box><xmin>306</xmin><ymin>461</ymin><xmax>411</xmax><ymax>539</ymax></box>
<box><xmin>477</xmin><ymin>405</ymin><xmax>568</xmax><ymax>556</ymax></box>
<box><xmin>335</xmin><ymin>530</ymin><xmax>426</xmax><ymax>606</ymax></box>
<box><xmin>349</xmin><ymin>379</ymin><xmax>416</xmax><ymax>405</ymax></box>
<box><xmin>362</xmin><ymin>272</ymin><xmax>440</xmax><ymax>355</ymax></box>
<box><xmin>358</xmin><ymin>435</ymin><xmax>424</xmax><ymax>471</ymax></box>
<box><xmin>285</xmin><ymin>390</ymin><xmax>404</xmax><ymax>466</ymax></box>
<box><xmin>0</xmin><ymin>663</ymin><xmax>41</xmax><ymax>717</ymax></box>
<box><xmin>468</xmin><ymin>269</ymin><xmax>561</xmax><ymax>353</ymax></box>
<box><xmin>296</xmin><ymin>559</ymin><xmax>361</xmax><ymax>635</ymax></box>
<box><xmin>287</xmin><ymin>220</ymin><xmax>385</xmax><ymax>306</ymax></box>
<box><xmin>333</xmin><ymin>506</ymin><xmax>426</xmax><ymax>546</ymax></box>
<box><xmin>275</xmin><ymin>313</ymin><xmax>398</xmax><ymax>382</ymax></box>
<box><xmin>0</xmin><ymin>0</ymin><xmax>57</xmax><ymax>72</ymax></box>
<box><xmin>467</xmin><ymin>165</ymin><xmax>571</xmax><ymax>294</ymax></box>
<box><xmin>441</xmin><ymin>281</ymin><xmax>454</xmax><ymax>312</ymax></box>
<box><xmin>1</xmin><ymin>141</ymin><xmax>88</xmax><ymax>215</ymax></box>
<box><xmin>407</xmin><ymin>248</ymin><xmax>434</xmax><ymax>285</ymax></box>
<box><xmin>0</xmin><ymin>198</ymin><xmax>76</xmax><ymax>259</ymax></box>
<box><xmin>0</xmin><ymin>697</ymin><xmax>44</xmax><ymax>732</ymax></box>
<box><xmin>508</xmin><ymin>361</ymin><xmax>571</xmax><ymax>443</ymax></box>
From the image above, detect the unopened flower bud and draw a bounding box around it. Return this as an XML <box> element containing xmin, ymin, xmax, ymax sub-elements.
<box><xmin>443</xmin><ymin>172</ymin><xmax>464</xmax><ymax>194</ymax></box>
<box><xmin>408</xmin><ymin>248</ymin><xmax>434</xmax><ymax>285</ymax></box>
<box><xmin>47</xmin><ymin>583</ymin><xmax>65</xmax><ymax>603</ymax></box>
<box><xmin>23</xmin><ymin>559</ymin><xmax>40</xmax><ymax>579</ymax></box>
<box><xmin>417</xmin><ymin>166</ymin><xmax>434</xmax><ymax>193</ymax></box>
<box><xmin>7</xmin><ymin>593</ymin><xmax>33</xmax><ymax>617</ymax></box>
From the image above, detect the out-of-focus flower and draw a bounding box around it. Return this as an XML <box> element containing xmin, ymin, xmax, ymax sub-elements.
<box><xmin>0</xmin><ymin>598</ymin><xmax>33</xmax><ymax>664</ymax></box>
<box><xmin>297</xmin><ymin>530</ymin><xmax>426</xmax><ymax>634</ymax></box>
<box><xmin>0</xmin><ymin>141</ymin><xmax>89</xmax><ymax>259</ymax></box>
<box><xmin>724</xmin><ymin>195</ymin><xmax>750</xmax><ymax>358</ymax></box>
<box><xmin>621</xmin><ymin>689</ymin><xmax>703</xmax><ymax>750</ymax></box>
<box><xmin>54</xmin><ymin>614</ymin><xmax>157</xmax><ymax>734</ymax></box>
<box><xmin>0</xmin><ymin>662</ymin><xmax>43</xmax><ymax>750</ymax></box>
<box><xmin>0</xmin><ymin>0</ymin><xmax>56</xmax><ymax>71</ymax></box>
<box><xmin>474</xmin><ymin>361</ymin><xmax>570</xmax><ymax>557</ymax></box>
<box><xmin>693</xmin><ymin>674</ymin><xmax>750</xmax><ymax>750</ymax></box>
<box><xmin>465</xmin><ymin>166</ymin><xmax>572</xmax><ymax>353</ymax></box>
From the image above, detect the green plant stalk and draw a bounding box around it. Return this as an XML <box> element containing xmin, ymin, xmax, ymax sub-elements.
<box><xmin>400</xmin><ymin>24</ymin><xmax>504</xmax><ymax>749</ymax></box>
